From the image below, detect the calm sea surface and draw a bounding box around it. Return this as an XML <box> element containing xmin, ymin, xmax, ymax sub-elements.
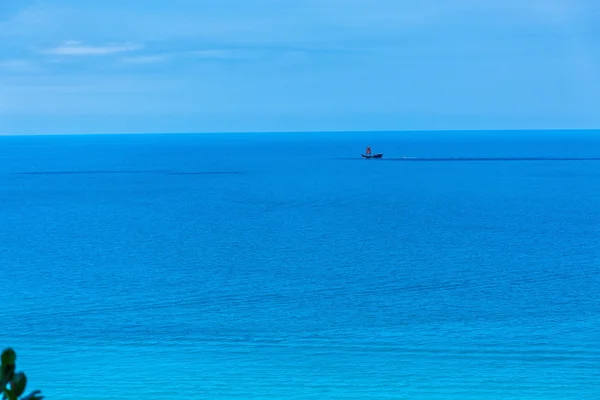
<box><xmin>0</xmin><ymin>131</ymin><xmax>599</xmax><ymax>399</ymax></box>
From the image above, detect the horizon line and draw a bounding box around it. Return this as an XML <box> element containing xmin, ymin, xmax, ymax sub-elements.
<box><xmin>1</xmin><ymin>128</ymin><xmax>599</xmax><ymax>137</ymax></box>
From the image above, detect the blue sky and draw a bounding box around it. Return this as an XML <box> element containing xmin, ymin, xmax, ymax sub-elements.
<box><xmin>1</xmin><ymin>0</ymin><xmax>599</xmax><ymax>134</ymax></box>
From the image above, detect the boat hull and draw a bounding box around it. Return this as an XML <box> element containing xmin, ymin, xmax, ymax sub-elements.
<box><xmin>362</xmin><ymin>153</ymin><xmax>383</xmax><ymax>159</ymax></box>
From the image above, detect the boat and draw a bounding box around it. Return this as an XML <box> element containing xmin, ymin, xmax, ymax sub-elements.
<box><xmin>362</xmin><ymin>146</ymin><xmax>383</xmax><ymax>159</ymax></box>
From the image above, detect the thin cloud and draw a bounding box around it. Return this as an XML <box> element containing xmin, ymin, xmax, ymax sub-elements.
<box><xmin>119</xmin><ymin>49</ymin><xmax>259</xmax><ymax>66</ymax></box>
<box><xmin>121</xmin><ymin>55</ymin><xmax>170</xmax><ymax>64</ymax></box>
<box><xmin>188</xmin><ymin>49</ymin><xmax>252</xmax><ymax>59</ymax></box>
<box><xmin>0</xmin><ymin>59</ymin><xmax>39</xmax><ymax>73</ymax></box>
<box><xmin>117</xmin><ymin>46</ymin><xmax>378</xmax><ymax>68</ymax></box>
<box><xmin>43</xmin><ymin>41</ymin><xmax>142</xmax><ymax>56</ymax></box>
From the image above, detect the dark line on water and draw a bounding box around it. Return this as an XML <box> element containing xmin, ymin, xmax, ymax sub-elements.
<box><xmin>168</xmin><ymin>172</ymin><xmax>244</xmax><ymax>175</ymax></box>
<box><xmin>334</xmin><ymin>157</ymin><xmax>600</xmax><ymax>162</ymax></box>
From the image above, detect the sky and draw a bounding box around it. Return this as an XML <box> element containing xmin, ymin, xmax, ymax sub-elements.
<box><xmin>0</xmin><ymin>0</ymin><xmax>599</xmax><ymax>134</ymax></box>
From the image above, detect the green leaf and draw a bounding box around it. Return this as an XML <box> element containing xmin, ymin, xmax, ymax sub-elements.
<box><xmin>3</xmin><ymin>388</ymin><xmax>17</xmax><ymax>400</ymax></box>
<box><xmin>1</xmin><ymin>349</ymin><xmax>16</xmax><ymax>366</ymax></box>
<box><xmin>11</xmin><ymin>372</ymin><xmax>27</xmax><ymax>397</ymax></box>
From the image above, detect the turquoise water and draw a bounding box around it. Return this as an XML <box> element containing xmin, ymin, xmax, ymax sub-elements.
<box><xmin>1</xmin><ymin>131</ymin><xmax>599</xmax><ymax>399</ymax></box>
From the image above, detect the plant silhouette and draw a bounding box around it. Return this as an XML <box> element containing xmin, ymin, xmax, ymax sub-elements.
<box><xmin>1</xmin><ymin>348</ymin><xmax>43</xmax><ymax>400</ymax></box>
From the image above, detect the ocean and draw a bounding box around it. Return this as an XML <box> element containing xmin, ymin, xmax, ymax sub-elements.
<box><xmin>0</xmin><ymin>130</ymin><xmax>599</xmax><ymax>399</ymax></box>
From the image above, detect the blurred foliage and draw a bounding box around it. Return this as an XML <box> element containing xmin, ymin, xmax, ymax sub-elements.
<box><xmin>1</xmin><ymin>348</ymin><xmax>43</xmax><ymax>400</ymax></box>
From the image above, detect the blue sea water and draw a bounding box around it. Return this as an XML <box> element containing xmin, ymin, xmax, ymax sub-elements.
<box><xmin>0</xmin><ymin>130</ymin><xmax>599</xmax><ymax>399</ymax></box>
